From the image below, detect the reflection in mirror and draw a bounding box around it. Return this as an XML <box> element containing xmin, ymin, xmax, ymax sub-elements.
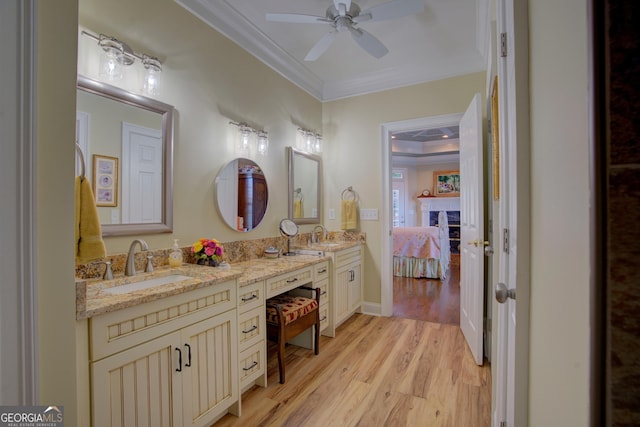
<box><xmin>76</xmin><ymin>75</ymin><xmax>174</xmax><ymax>236</ymax></box>
<box><xmin>216</xmin><ymin>159</ymin><xmax>269</xmax><ymax>232</ymax></box>
<box><xmin>287</xmin><ymin>147</ymin><xmax>321</xmax><ymax>225</ymax></box>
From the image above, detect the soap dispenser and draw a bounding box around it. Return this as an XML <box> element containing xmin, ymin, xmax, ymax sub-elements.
<box><xmin>168</xmin><ymin>239</ymin><xmax>183</xmax><ymax>267</ymax></box>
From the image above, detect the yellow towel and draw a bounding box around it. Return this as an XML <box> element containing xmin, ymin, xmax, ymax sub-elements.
<box><xmin>293</xmin><ymin>199</ymin><xmax>304</xmax><ymax>218</ymax></box>
<box><xmin>341</xmin><ymin>199</ymin><xmax>358</xmax><ymax>230</ymax></box>
<box><xmin>75</xmin><ymin>176</ymin><xmax>106</xmax><ymax>264</ymax></box>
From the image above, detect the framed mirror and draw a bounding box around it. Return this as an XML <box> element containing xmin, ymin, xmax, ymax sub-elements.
<box><xmin>215</xmin><ymin>158</ymin><xmax>269</xmax><ymax>232</ymax></box>
<box><xmin>287</xmin><ymin>147</ymin><xmax>321</xmax><ymax>224</ymax></box>
<box><xmin>76</xmin><ymin>75</ymin><xmax>174</xmax><ymax>236</ymax></box>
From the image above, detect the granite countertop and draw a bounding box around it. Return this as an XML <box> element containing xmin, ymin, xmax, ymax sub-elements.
<box><xmin>76</xmin><ymin>248</ymin><xmax>357</xmax><ymax>320</ymax></box>
<box><xmin>292</xmin><ymin>240</ymin><xmax>361</xmax><ymax>253</ymax></box>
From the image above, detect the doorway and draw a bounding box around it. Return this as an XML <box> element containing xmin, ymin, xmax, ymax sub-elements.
<box><xmin>381</xmin><ymin>113</ymin><xmax>464</xmax><ymax>320</ymax></box>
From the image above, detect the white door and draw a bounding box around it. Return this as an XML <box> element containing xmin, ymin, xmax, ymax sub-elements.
<box><xmin>459</xmin><ymin>93</ymin><xmax>484</xmax><ymax>366</ymax></box>
<box><xmin>493</xmin><ymin>0</ymin><xmax>529</xmax><ymax>424</ymax></box>
<box><xmin>122</xmin><ymin>123</ymin><xmax>163</xmax><ymax>223</ymax></box>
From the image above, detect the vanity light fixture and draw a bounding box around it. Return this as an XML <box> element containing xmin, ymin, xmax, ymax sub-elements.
<box><xmin>81</xmin><ymin>30</ymin><xmax>163</xmax><ymax>95</ymax></box>
<box><xmin>297</xmin><ymin>127</ymin><xmax>322</xmax><ymax>154</ymax></box>
<box><xmin>229</xmin><ymin>121</ymin><xmax>269</xmax><ymax>156</ymax></box>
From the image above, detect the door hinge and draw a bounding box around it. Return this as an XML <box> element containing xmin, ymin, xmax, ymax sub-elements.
<box><xmin>500</xmin><ymin>32</ymin><xmax>507</xmax><ymax>57</ymax></box>
<box><xmin>503</xmin><ymin>228</ymin><xmax>509</xmax><ymax>253</ymax></box>
<box><xmin>500</xmin><ymin>422</ymin><xmax>507</xmax><ymax>427</ymax></box>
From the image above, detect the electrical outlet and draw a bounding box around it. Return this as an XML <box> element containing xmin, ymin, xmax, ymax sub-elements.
<box><xmin>329</xmin><ymin>208</ymin><xmax>336</xmax><ymax>220</ymax></box>
<box><xmin>360</xmin><ymin>208</ymin><xmax>379</xmax><ymax>221</ymax></box>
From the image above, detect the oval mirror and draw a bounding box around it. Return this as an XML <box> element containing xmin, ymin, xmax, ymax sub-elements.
<box><xmin>215</xmin><ymin>158</ymin><xmax>269</xmax><ymax>232</ymax></box>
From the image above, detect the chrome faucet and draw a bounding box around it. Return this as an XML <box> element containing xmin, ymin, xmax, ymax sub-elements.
<box><xmin>311</xmin><ymin>225</ymin><xmax>327</xmax><ymax>244</ymax></box>
<box><xmin>125</xmin><ymin>239</ymin><xmax>149</xmax><ymax>276</ymax></box>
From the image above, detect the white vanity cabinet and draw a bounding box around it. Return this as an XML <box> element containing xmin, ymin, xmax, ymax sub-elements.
<box><xmin>237</xmin><ymin>280</ymin><xmax>267</xmax><ymax>391</ymax></box>
<box><xmin>327</xmin><ymin>245</ymin><xmax>363</xmax><ymax>337</ymax></box>
<box><xmin>89</xmin><ymin>281</ymin><xmax>239</xmax><ymax>427</ymax></box>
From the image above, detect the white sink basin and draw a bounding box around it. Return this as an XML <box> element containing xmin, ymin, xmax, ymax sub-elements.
<box><xmin>315</xmin><ymin>242</ymin><xmax>340</xmax><ymax>247</ymax></box>
<box><xmin>103</xmin><ymin>274</ymin><xmax>193</xmax><ymax>295</ymax></box>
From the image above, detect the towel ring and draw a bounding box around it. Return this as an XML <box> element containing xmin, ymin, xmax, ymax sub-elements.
<box><xmin>75</xmin><ymin>142</ymin><xmax>86</xmax><ymax>181</ymax></box>
<box><xmin>341</xmin><ymin>186</ymin><xmax>358</xmax><ymax>201</ymax></box>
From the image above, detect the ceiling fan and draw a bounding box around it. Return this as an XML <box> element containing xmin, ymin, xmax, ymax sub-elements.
<box><xmin>266</xmin><ymin>0</ymin><xmax>424</xmax><ymax>61</ymax></box>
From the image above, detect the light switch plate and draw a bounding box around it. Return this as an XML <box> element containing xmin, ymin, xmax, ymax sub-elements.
<box><xmin>329</xmin><ymin>208</ymin><xmax>336</xmax><ymax>220</ymax></box>
<box><xmin>360</xmin><ymin>208</ymin><xmax>379</xmax><ymax>221</ymax></box>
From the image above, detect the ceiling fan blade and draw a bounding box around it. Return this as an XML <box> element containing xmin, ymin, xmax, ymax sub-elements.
<box><xmin>305</xmin><ymin>30</ymin><xmax>338</xmax><ymax>61</ymax></box>
<box><xmin>348</xmin><ymin>27</ymin><xmax>388</xmax><ymax>58</ymax></box>
<box><xmin>354</xmin><ymin>0</ymin><xmax>424</xmax><ymax>23</ymax></box>
<box><xmin>333</xmin><ymin>0</ymin><xmax>352</xmax><ymax>16</ymax></box>
<box><xmin>266</xmin><ymin>13</ymin><xmax>331</xmax><ymax>24</ymax></box>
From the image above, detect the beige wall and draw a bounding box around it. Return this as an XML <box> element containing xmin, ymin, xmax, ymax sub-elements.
<box><xmin>322</xmin><ymin>73</ymin><xmax>485</xmax><ymax>304</ymax></box>
<box><xmin>37</xmin><ymin>0</ymin><xmax>79</xmax><ymax>423</ymax></box>
<box><xmin>78</xmin><ymin>0</ymin><xmax>323</xmax><ymax>254</ymax></box>
<box><xmin>528</xmin><ymin>0</ymin><xmax>590</xmax><ymax>424</ymax></box>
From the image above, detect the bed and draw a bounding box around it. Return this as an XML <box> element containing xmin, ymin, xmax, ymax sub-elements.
<box><xmin>392</xmin><ymin>211</ymin><xmax>450</xmax><ymax>279</ymax></box>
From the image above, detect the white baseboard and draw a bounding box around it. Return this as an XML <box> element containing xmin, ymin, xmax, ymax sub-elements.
<box><xmin>361</xmin><ymin>301</ymin><xmax>383</xmax><ymax>317</ymax></box>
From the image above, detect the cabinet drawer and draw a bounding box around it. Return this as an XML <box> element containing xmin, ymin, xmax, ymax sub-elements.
<box><xmin>319</xmin><ymin>304</ymin><xmax>329</xmax><ymax>332</ymax></box>
<box><xmin>90</xmin><ymin>281</ymin><xmax>236</xmax><ymax>361</ymax></box>
<box><xmin>238</xmin><ymin>308</ymin><xmax>265</xmax><ymax>350</ymax></box>
<box><xmin>238</xmin><ymin>281</ymin><xmax>265</xmax><ymax>314</ymax></box>
<box><xmin>313</xmin><ymin>261</ymin><xmax>330</xmax><ymax>282</ymax></box>
<box><xmin>266</xmin><ymin>267</ymin><xmax>312</xmax><ymax>298</ymax></box>
<box><xmin>289</xmin><ymin>279</ymin><xmax>328</xmax><ymax>306</ymax></box>
<box><xmin>334</xmin><ymin>246</ymin><xmax>361</xmax><ymax>266</ymax></box>
<box><xmin>239</xmin><ymin>341</ymin><xmax>265</xmax><ymax>388</ymax></box>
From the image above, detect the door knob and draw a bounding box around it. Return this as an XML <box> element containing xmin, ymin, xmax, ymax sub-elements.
<box><xmin>495</xmin><ymin>282</ymin><xmax>516</xmax><ymax>303</ymax></box>
<box><xmin>484</xmin><ymin>246</ymin><xmax>494</xmax><ymax>256</ymax></box>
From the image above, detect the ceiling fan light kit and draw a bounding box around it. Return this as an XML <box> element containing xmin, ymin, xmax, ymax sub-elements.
<box><xmin>266</xmin><ymin>0</ymin><xmax>424</xmax><ymax>61</ymax></box>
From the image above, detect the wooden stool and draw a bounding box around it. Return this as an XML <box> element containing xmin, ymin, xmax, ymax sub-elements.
<box><xmin>266</xmin><ymin>287</ymin><xmax>321</xmax><ymax>384</ymax></box>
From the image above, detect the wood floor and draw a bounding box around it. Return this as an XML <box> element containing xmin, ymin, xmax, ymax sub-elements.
<box><xmin>215</xmin><ymin>265</ymin><xmax>491</xmax><ymax>427</ymax></box>
<box><xmin>393</xmin><ymin>264</ymin><xmax>461</xmax><ymax>325</ymax></box>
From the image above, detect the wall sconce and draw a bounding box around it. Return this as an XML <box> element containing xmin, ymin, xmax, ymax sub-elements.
<box><xmin>81</xmin><ymin>30</ymin><xmax>163</xmax><ymax>96</ymax></box>
<box><xmin>229</xmin><ymin>121</ymin><xmax>269</xmax><ymax>156</ymax></box>
<box><xmin>297</xmin><ymin>128</ymin><xmax>323</xmax><ymax>154</ymax></box>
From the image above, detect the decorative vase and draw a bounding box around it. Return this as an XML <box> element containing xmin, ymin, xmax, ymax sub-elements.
<box><xmin>196</xmin><ymin>258</ymin><xmax>219</xmax><ymax>267</ymax></box>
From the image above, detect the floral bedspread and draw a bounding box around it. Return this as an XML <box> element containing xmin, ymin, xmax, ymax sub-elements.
<box><xmin>392</xmin><ymin>226</ymin><xmax>441</xmax><ymax>259</ymax></box>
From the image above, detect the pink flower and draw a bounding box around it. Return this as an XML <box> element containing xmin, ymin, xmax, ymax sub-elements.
<box><xmin>205</xmin><ymin>246</ymin><xmax>215</xmax><ymax>256</ymax></box>
<box><xmin>215</xmin><ymin>246</ymin><xmax>223</xmax><ymax>256</ymax></box>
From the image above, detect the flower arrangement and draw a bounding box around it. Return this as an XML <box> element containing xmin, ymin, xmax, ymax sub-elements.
<box><xmin>191</xmin><ymin>238</ymin><xmax>224</xmax><ymax>266</ymax></box>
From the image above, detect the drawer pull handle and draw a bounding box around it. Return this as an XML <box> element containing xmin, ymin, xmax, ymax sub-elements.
<box><xmin>318</xmin><ymin>268</ymin><xmax>327</xmax><ymax>273</ymax></box>
<box><xmin>320</xmin><ymin>315</ymin><xmax>327</xmax><ymax>321</ymax></box>
<box><xmin>184</xmin><ymin>343</ymin><xmax>191</xmax><ymax>367</ymax></box>
<box><xmin>243</xmin><ymin>361</ymin><xmax>258</xmax><ymax>371</ymax></box>
<box><xmin>175</xmin><ymin>348</ymin><xmax>182</xmax><ymax>372</ymax></box>
<box><xmin>242</xmin><ymin>325</ymin><xmax>258</xmax><ymax>334</ymax></box>
<box><xmin>286</xmin><ymin>277</ymin><xmax>298</xmax><ymax>283</ymax></box>
<box><xmin>241</xmin><ymin>294</ymin><xmax>258</xmax><ymax>302</ymax></box>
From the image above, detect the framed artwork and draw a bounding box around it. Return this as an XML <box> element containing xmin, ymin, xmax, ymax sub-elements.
<box><xmin>434</xmin><ymin>170</ymin><xmax>460</xmax><ymax>197</ymax></box>
<box><xmin>93</xmin><ymin>154</ymin><xmax>118</xmax><ymax>207</ymax></box>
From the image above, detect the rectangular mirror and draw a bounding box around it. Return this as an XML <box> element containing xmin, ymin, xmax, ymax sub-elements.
<box><xmin>287</xmin><ymin>147</ymin><xmax>321</xmax><ymax>224</ymax></box>
<box><xmin>76</xmin><ymin>75</ymin><xmax>174</xmax><ymax>236</ymax></box>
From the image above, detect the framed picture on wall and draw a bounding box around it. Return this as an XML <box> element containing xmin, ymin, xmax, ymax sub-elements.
<box><xmin>93</xmin><ymin>154</ymin><xmax>118</xmax><ymax>207</ymax></box>
<box><xmin>434</xmin><ymin>170</ymin><xmax>460</xmax><ymax>197</ymax></box>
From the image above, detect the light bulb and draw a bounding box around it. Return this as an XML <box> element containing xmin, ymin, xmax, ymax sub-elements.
<box><xmin>142</xmin><ymin>56</ymin><xmax>162</xmax><ymax>96</ymax></box>
<box><xmin>257</xmin><ymin>131</ymin><xmax>269</xmax><ymax>156</ymax></box>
